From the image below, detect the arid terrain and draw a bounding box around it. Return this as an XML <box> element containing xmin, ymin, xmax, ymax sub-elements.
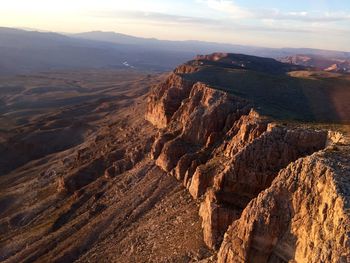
<box><xmin>0</xmin><ymin>69</ymin><xmax>161</xmax><ymax>174</ymax></box>
<box><xmin>0</xmin><ymin>68</ymin><xmax>216</xmax><ymax>262</ymax></box>
<box><xmin>1</xmin><ymin>54</ymin><xmax>350</xmax><ymax>263</ymax></box>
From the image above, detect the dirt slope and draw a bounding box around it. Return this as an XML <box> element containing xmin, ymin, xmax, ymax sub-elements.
<box><xmin>0</xmin><ymin>69</ymin><xmax>213</xmax><ymax>263</ymax></box>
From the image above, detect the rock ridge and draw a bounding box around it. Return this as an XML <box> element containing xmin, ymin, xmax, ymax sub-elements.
<box><xmin>146</xmin><ymin>63</ymin><xmax>349</xmax><ymax>262</ymax></box>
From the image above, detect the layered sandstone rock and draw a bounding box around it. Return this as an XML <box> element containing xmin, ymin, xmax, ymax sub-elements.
<box><xmin>213</xmin><ymin>126</ymin><xmax>328</xmax><ymax>205</ymax></box>
<box><xmin>223</xmin><ymin>110</ymin><xmax>269</xmax><ymax>158</ymax></box>
<box><xmin>145</xmin><ymin>73</ymin><xmax>194</xmax><ymax>128</ymax></box>
<box><xmin>172</xmin><ymin>82</ymin><xmax>251</xmax><ymax>146</ymax></box>
<box><xmin>145</xmin><ymin>55</ymin><xmax>349</xmax><ymax>261</ymax></box>
<box><xmin>147</xmin><ymin>76</ymin><xmax>253</xmax><ymax>195</ymax></box>
<box><xmin>218</xmin><ymin>149</ymin><xmax>350</xmax><ymax>263</ymax></box>
<box><xmin>187</xmin><ymin>126</ymin><xmax>328</xmax><ymax>249</ymax></box>
<box><xmin>199</xmin><ymin>189</ymin><xmax>241</xmax><ymax>250</ymax></box>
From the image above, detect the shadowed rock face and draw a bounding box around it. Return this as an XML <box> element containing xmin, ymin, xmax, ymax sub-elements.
<box><xmin>146</xmin><ymin>53</ymin><xmax>350</xmax><ymax>261</ymax></box>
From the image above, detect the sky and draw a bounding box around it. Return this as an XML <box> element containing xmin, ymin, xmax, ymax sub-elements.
<box><xmin>1</xmin><ymin>0</ymin><xmax>350</xmax><ymax>51</ymax></box>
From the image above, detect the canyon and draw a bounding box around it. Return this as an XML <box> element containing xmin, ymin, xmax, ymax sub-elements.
<box><xmin>0</xmin><ymin>54</ymin><xmax>349</xmax><ymax>262</ymax></box>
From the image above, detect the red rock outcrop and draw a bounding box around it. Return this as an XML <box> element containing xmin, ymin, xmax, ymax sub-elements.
<box><xmin>218</xmin><ymin>148</ymin><xmax>350</xmax><ymax>263</ymax></box>
<box><xmin>185</xmin><ymin>126</ymin><xmax>328</xmax><ymax>249</ymax></box>
<box><xmin>145</xmin><ymin>56</ymin><xmax>349</xmax><ymax>261</ymax></box>
<box><xmin>213</xmin><ymin>126</ymin><xmax>328</xmax><ymax>205</ymax></box>
<box><xmin>172</xmin><ymin>82</ymin><xmax>251</xmax><ymax>145</ymax></box>
<box><xmin>196</xmin><ymin>53</ymin><xmax>229</xmax><ymax>62</ymax></box>
<box><xmin>199</xmin><ymin>189</ymin><xmax>241</xmax><ymax>250</ymax></box>
<box><xmin>156</xmin><ymin>137</ymin><xmax>192</xmax><ymax>172</ymax></box>
<box><xmin>145</xmin><ymin>73</ymin><xmax>194</xmax><ymax>128</ymax></box>
<box><xmin>148</xmin><ymin>76</ymin><xmax>253</xmax><ymax>196</ymax></box>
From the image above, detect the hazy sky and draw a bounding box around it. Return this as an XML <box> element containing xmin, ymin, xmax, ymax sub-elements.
<box><xmin>1</xmin><ymin>0</ymin><xmax>350</xmax><ymax>51</ymax></box>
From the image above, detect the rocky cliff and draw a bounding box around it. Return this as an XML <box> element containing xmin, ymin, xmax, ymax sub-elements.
<box><xmin>218</xmin><ymin>148</ymin><xmax>350</xmax><ymax>263</ymax></box>
<box><xmin>146</xmin><ymin>54</ymin><xmax>350</xmax><ymax>262</ymax></box>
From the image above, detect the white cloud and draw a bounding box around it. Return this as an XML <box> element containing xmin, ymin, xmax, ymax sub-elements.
<box><xmin>89</xmin><ymin>9</ymin><xmax>350</xmax><ymax>35</ymax></box>
<box><xmin>90</xmin><ymin>10</ymin><xmax>221</xmax><ymax>26</ymax></box>
<box><xmin>258</xmin><ymin>9</ymin><xmax>350</xmax><ymax>22</ymax></box>
<box><xmin>204</xmin><ymin>0</ymin><xmax>252</xmax><ymax>19</ymax></box>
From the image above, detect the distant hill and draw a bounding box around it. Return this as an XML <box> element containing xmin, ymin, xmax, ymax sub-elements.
<box><xmin>71</xmin><ymin>31</ymin><xmax>350</xmax><ymax>59</ymax></box>
<box><xmin>71</xmin><ymin>31</ymin><xmax>257</xmax><ymax>54</ymax></box>
<box><xmin>279</xmin><ymin>54</ymin><xmax>350</xmax><ymax>73</ymax></box>
<box><xmin>0</xmin><ymin>27</ymin><xmax>194</xmax><ymax>74</ymax></box>
<box><xmin>1</xmin><ymin>27</ymin><xmax>350</xmax><ymax>75</ymax></box>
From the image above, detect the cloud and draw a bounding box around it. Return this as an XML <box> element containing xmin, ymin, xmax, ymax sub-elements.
<box><xmin>89</xmin><ymin>9</ymin><xmax>313</xmax><ymax>33</ymax></box>
<box><xmin>90</xmin><ymin>10</ymin><xmax>221</xmax><ymax>26</ymax></box>
<box><xmin>199</xmin><ymin>0</ymin><xmax>350</xmax><ymax>23</ymax></box>
<box><xmin>257</xmin><ymin>9</ymin><xmax>350</xmax><ymax>22</ymax></box>
<box><xmin>88</xmin><ymin>9</ymin><xmax>350</xmax><ymax>36</ymax></box>
<box><xmin>202</xmin><ymin>0</ymin><xmax>252</xmax><ymax>19</ymax></box>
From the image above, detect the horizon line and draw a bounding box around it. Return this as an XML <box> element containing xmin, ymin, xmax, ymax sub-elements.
<box><xmin>2</xmin><ymin>25</ymin><xmax>350</xmax><ymax>54</ymax></box>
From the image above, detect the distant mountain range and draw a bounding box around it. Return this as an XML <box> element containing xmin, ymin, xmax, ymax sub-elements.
<box><xmin>0</xmin><ymin>27</ymin><xmax>349</xmax><ymax>75</ymax></box>
<box><xmin>72</xmin><ymin>30</ymin><xmax>350</xmax><ymax>59</ymax></box>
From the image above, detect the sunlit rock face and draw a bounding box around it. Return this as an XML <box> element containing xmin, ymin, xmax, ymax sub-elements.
<box><xmin>218</xmin><ymin>149</ymin><xmax>350</xmax><ymax>263</ymax></box>
<box><xmin>146</xmin><ymin>55</ymin><xmax>349</xmax><ymax>262</ymax></box>
<box><xmin>145</xmin><ymin>73</ymin><xmax>194</xmax><ymax>128</ymax></box>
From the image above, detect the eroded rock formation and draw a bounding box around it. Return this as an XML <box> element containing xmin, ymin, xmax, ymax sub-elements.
<box><xmin>145</xmin><ymin>73</ymin><xmax>195</xmax><ymax>128</ymax></box>
<box><xmin>218</xmin><ymin>149</ymin><xmax>350</xmax><ymax>263</ymax></box>
<box><xmin>146</xmin><ymin>55</ymin><xmax>350</xmax><ymax>262</ymax></box>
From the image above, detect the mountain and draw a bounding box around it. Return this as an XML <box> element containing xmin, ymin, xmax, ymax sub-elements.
<box><xmin>1</xmin><ymin>53</ymin><xmax>349</xmax><ymax>262</ymax></box>
<box><xmin>0</xmin><ymin>27</ymin><xmax>194</xmax><ymax>74</ymax></box>
<box><xmin>72</xmin><ymin>30</ymin><xmax>350</xmax><ymax>59</ymax></box>
<box><xmin>71</xmin><ymin>31</ymin><xmax>257</xmax><ymax>54</ymax></box>
<box><xmin>1</xmin><ymin>27</ymin><xmax>350</xmax><ymax>76</ymax></box>
<box><xmin>279</xmin><ymin>54</ymin><xmax>350</xmax><ymax>73</ymax></box>
<box><xmin>0</xmin><ymin>27</ymin><xmax>121</xmax><ymax>74</ymax></box>
<box><xmin>72</xmin><ymin>31</ymin><xmax>158</xmax><ymax>46</ymax></box>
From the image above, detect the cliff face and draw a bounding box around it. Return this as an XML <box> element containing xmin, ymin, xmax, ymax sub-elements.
<box><xmin>146</xmin><ymin>56</ymin><xmax>350</xmax><ymax>262</ymax></box>
<box><xmin>218</xmin><ymin>149</ymin><xmax>350</xmax><ymax>263</ymax></box>
<box><xmin>145</xmin><ymin>73</ymin><xmax>195</xmax><ymax>128</ymax></box>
